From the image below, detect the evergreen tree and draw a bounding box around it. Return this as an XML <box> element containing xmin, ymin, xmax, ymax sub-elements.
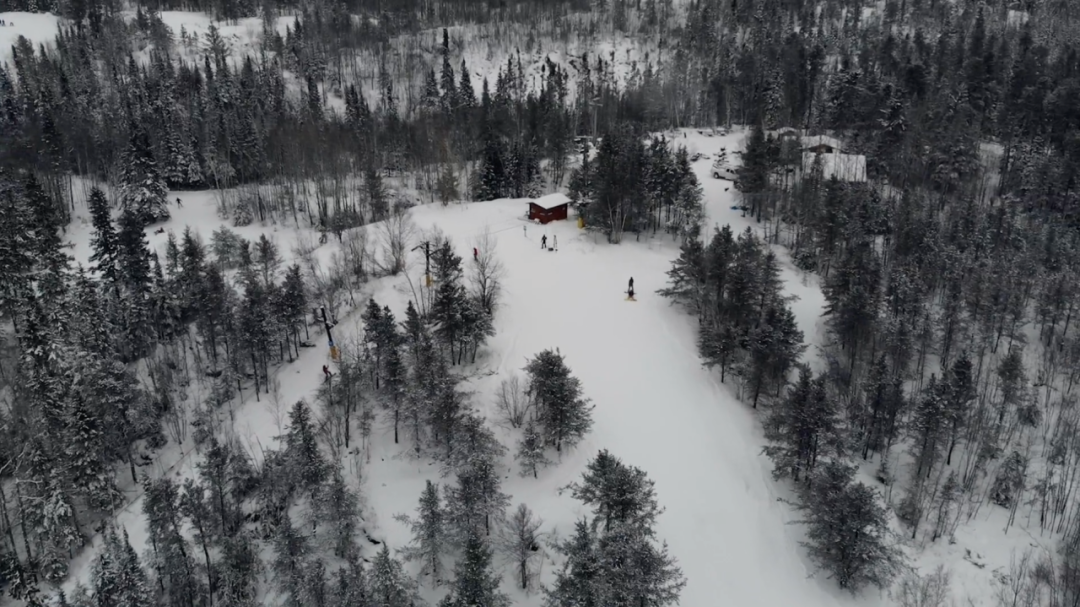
<box><xmin>762</xmin><ymin>366</ymin><xmax>840</xmax><ymax>483</ymax></box>
<box><xmin>284</xmin><ymin>401</ymin><xmax>330</xmax><ymax>499</ymax></box>
<box><xmin>142</xmin><ymin>477</ymin><xmax>204</xmax><ymax>607</ymax></box>
<box><xmin>445</xmin><ymin>455</ymin><xmax>511</xmax><ymax>541</ymax></box>
<box><xmin>90</xmin><ymin>527</ymin><xmax>155</xmax><ymax>607</ymax></box>
<box><xmin>549</xmin><ymin>452</ymin><xmax>686</xmax><ymax>607</ymax></box>
<box><xmin>118</xmin><ymin>129</ymin><xmax>170</xmax><ymax>226</ymax></box>
<box><xmin>473</xmin><ymin>133</ymin><xmax>506</xmax><ymax>201</ymax></box>
<box><xmin>395</xmin><ymin>480</ymin><xmax>447</xmax><ymax>584</ymax></box>
<box><xmin>568</xmin><ymin>450</ymin><xmax>660</xmax><ymax>532</ymax></box>
<box><xmin>544</xmin><ymin>520</ymin><xmax>599</xmax><ymax>607</ymax></box>
<box><xmin>332</xmin><ymin>552</ymin><xmax>371</xmax><ymax>607</ymax></box>
<box><xmin>313</xmin><ymin>469</ymin><xmax>361</xmax><ymax>558</ymax></box>
<box><xmin>524</xmin><ymin>349</ymin><xmax>594</xmax><ymax>452</ymax></box>
<box><xmin>442</xmin><ymin>532</ymin><xmax>509</xmax><ymax>607</ymax></box>
<box><xmin>87</xmin><ymin>187</ymin><xmax>120</xmax><ymax>285</ymax></box>
<box><xmin>271</xmin><ymin>516</ymin><xmax>311</xmax><ymax>606</ymax></box>
<box><xmin>369</xmin><ymin>545</ymin><xmax>420</xmax><ymax>607</ymax></box>
<box><xmin>795</xmin><ymin>461</ymin><xmax>905</xmax><ymax>592</ymax></box>
<box><xmin>515</xmin><ymin>417</ymin><xmax>551</xmax><ymax>478</ymax></box>
<box><xmin>439</xmin><ymin>28</ymin><xmax>457</xmax><ymax>113</ymax></box>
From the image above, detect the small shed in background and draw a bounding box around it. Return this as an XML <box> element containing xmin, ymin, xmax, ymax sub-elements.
<box><xmin>528</xmin><ymin>193</ymin><xmax>571</xmax><ymax>224</ymax></box>
<box><xmin>801</xmin><ymin>151</ymin><xmax>868</xmax><ymax>182</ymax></box>
<box><xmin>802</xmin><ymin>135</ymin><xmax>844</xmax><ymax>154</ymax></box>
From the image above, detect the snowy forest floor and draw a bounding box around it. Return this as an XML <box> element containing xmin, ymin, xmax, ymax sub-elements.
<box><xmin>1</xmin><ymin>129</ymin><xmax>1046</xmax><ymax>607</ymax></box>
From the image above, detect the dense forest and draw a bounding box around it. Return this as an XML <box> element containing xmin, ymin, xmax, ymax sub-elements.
<box><xmin>3</xmin><ymin>0</ymin><xmax>1080</xmax><ymax>603</ymax></box>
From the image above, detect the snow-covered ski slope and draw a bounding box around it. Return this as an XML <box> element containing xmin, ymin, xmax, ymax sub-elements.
<box><xmin>0</xmin><ymin>11</ymin><xmax>62</xmax><ymax>62</ymax></box>
<box><xmin>38</xmin><ymin>129</ymin><xmax>1040</xmax><ymax>607</ymax></box>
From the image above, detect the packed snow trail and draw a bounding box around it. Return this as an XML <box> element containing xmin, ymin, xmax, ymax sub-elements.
<box><xmin>392</xmin><ymin>199</ymin><xmax>885</xmax><ymax>607</ymax></box>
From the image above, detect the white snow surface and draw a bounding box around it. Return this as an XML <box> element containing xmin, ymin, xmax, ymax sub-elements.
<box><xmin>10</xmin><ymin>130</ymin><xmax>1042</xmax><ymax>607</ymax></box>
<box><xmin>0</xmin><ymin>11</ymin><xmax>62</xmax><ymax>64</ymax></box>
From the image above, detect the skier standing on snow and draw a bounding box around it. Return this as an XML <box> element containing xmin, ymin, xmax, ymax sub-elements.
<box><xmin>176</xmin><ymin>197</ymin><xmax>182</xmax><ymax>208</ymax></box>
<box><xmin>628</xmin><ymin>277</ymin><xmax>634</xmax><ymax>291</ymax></box>
<box><xmin>323</xmin><ymin>365</ymin><xmax>332</xmax><ymax>379</ymax></box>
<box><xmin>541</xmin><ymin>235</ymin><xmax>548</xmax><ymax>250</ymax></box>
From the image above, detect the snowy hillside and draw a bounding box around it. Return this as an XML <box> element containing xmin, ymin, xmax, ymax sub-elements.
<box><xmin>7</xmin><ymin>130</ymin><xmax>1032</xmax><ymax>607</ymax></box>
<box><xmin>0</xmin><ymin>11</ymin><xmax>62</xmax><ymax>62</ymax></box>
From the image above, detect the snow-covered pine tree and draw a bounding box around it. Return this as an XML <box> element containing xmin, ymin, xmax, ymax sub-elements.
<box><xmin>384</xmin><ymin>341</ymin><xmax>408</xmax><ymax>444</ymax></box>
<box><xmin>91</xmin><ymin>526</ymin><xmax>155</xmax><ymax>607</ymax></box>
<box><xmin>118</xmin><ymin>129</ymin><xmax>170</xmax><ymax>226</ymax></box>
<box><xmin>524</xmin><ymin>349</ymin><xmax>594</xmax><ymax>452</ymax></box>
<box><xmin>142</xmin><ymin>477</ymin><xmax>205</xmax><ymax>607</ymax></box>
<box><xmin>445</xmin><ymin>455</ymin><xmax>511</xmax><ymax>542</ymax></box>
<box><xmin>671</xmin><ymin>146</ymin><xmax>705</xmax><ymax>240</ymax></box>
<box><xmin>566</xmin><ymin>141</ymin><xmax>593</xmax><ymax>205</ymax></box>
<box><xmin>762</xmin><ymin>366</ymin><xmax>840</xmax><ymax>483</ymax></box>
<box><xmin>284</xmin><ymin>401</ymin><xmax>331</xmax><ymax>500</ymax></box>
<box><xmin>442</xmin><ymin>531</ymin><xmax>510</xmax><ymax>607</ymax></box>
<box><xmin>439</xmin><ymin>29</ymin><xmax>457</xmax><ymax>113</ymax></box>
<box><xmin>271</xmin><ymin>515</ymin><xmax>311</xmax><ymax>605</ymax></box>
<box><xmin>431</xmin><ymin>241</ymin><xmax>470</xmax><ymax>364</ymax></box>
<box><xmin>313</xmin><ymin>468</ymin><xmax>361</xmax><ymax>558</ymax></box>
<box><xmin>369</xmin><ymin>545</ymin><xmax>420</xmax><ymax>607</ymax></box>
<box><xmin>568</xmin><ymin>449</ymin><xmax>660</xmax><ymax>532</ymax></box>
<box><xmin>442</xmin><ymin>413</ymin><xmax>506</xmax><ymax>476</ymax></box>
<box><xmin>116</xmin><ymin>208</ymin><xmax>155</xmax><ymax>361</ymax></box>
<box><xmin>178</xmin><ymin>479</ymin><xmax>216</xmax><ymax>599</ymax></box>
<box><xmin>459</xmin><ymin>296</ymin><xmax>495</xmax><ymax>364</ymax></box>
<box><xmin>515</xmin><ymin>417</ymin><xmax>552</xmax><ymax>478</ymax></box>
<box><xmin>332</xmin><ymin>551</ymin><xmax>371</xmax><ymax>607</ymax></box>
<box><xmin>550</xmin><ymin>453</ymin><xmax>686</xmax><ymax>607</ymax></box>
<box><xmin>473</xmin><ymin>134</ymin><xmax>506</xmax><ymax>201</ymax></box>
<box><xmin>87</xmin><ymin>187</ymin><xmax>120</xmax><ymax>286</ymax></box>
<box><xmin>218</xmin><ymin>530</ymin><xmax>259</xmax><ymax>605</ymax></box>
<box><xmin>395</xmin><ymin>480</ymin><xmax>447</xmax><ymax>584</ymax></box>
<box><xmin>423</xmin><ymin>68</ymin><xmax>441</xmax><ymax>112</ymax></box>
<box><xmin>544</xmin><ymin>519</ymin><xmax>599</xmax><ymax>607</ymax></box>
<box><xmin>743</xmin><ymin>304</ymin><xmax>805</xmax><ymax>408</ymax></box>
<box><xmin>658</xmin><ymin>235</ymin><xmax>706</xmax><ymax>313</ymax></box>
<box><xmin>458</xmin><ymin>58</ymin><xmax>476</xmax><ymax>109</ymax></box>
<box><xmin>795</xmin><ymin>460</ymin><xmax>905</xmax><ymax>592</ymax></box>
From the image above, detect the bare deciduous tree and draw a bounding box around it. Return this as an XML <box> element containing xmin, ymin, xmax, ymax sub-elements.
<box><xmin>340</xmin><ymin>228</ymin><xmax>371</xmax><ymax>291</ymax></box>
<box><xmin>995</xmin><ymin>549</ymin><xmax>1040</xmax><ymax>607</ymax></box>
<box><xmin>306</xmin><ymin>257</ymin><xmax>345</xmax><ymax>325</ymax></box>
<box><xmin>496</xmin><ymin>374</ymin><xmax>531</xmax><ymax>429</ymax></box>
<box><xmin>376</xmin><ymin>209</ymin><xmax>417</xmax><ymax>275</ymax></box>
<box><xmin>498</xmin><ymin>503</ymin><xmax>545</xmax><ymax>592</ymax></box>
<box><xmin>894</xmin><ymin>565</ymin><xmax>953</xmax><ymax>607</ymax></box>
<box><xmin>471</xmin><ymin>227</ymin><xmax>505</xmax><ymax>315</ymax></box>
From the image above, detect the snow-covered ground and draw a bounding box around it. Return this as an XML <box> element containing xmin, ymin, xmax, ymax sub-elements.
<box><xmin>0</xmin><ymin>11</ymin><xmax>62</xmax><ymax>63</ymax></box>
<box><xmin>14</xmin><ymin>129</ymin><xmax>1042</xmax><ymax>607</ymax></box>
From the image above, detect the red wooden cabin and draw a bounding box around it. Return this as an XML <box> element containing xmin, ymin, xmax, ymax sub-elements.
<box><xmin>528</xmin><ymin>193</ymin><xmax>571</xmax><ymax>224</ymax></box>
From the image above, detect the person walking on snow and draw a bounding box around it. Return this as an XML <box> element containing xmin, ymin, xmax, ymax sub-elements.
<box><xmin>322</xmin><ymin>365</ymin><xmax>332</xmax><ymax>379</ymax></box>
<box><xmin>541</xmin><ymin>235</ymin><xmax>548</xmax><ymax>250</ymax></box>
<box><xmin>473</xmin><ymin>247</ymin><xmax>478</xmax><ymax>261</ymax></box>
<box><xmin>553</xmin><ymin>235</ymin><xmax>558</xmax><ymax>251</ymax></box>
<box><xmin>628</xmin><ymin>277</ymin><xmax>634</xmax><ymax>291</ymax></box>
<box><xmin>176</xmin><ymin>197</ymin><xmax>182</xmax><ymax>208</ymax></box>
